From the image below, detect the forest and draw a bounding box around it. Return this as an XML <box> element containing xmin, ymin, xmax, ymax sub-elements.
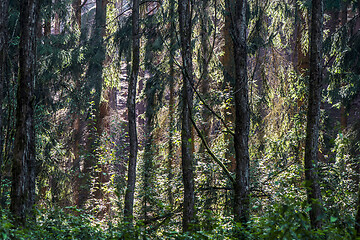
<box><xmin>0</xmin><ymin>0</ymin><xmax>360</xmax><ymax>239</ymax></box>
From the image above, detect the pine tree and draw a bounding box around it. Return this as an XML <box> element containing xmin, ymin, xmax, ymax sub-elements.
<box><xmin>178</xmin><ymin>0</ymin><xmax>195</xmax><ymax>232</ymax></box>
<box><xmin>124</xmin><ymin>0</ymin><xmax>140</xmax><ymax>224</ymax></box>
<box><xmin>304</xmin><ymin>0</ymin><xmax>324</xmax><ymax>229</ymax></box>
<box><xmin>11</xmin><ymin>0</ymin><xmax>38</xmax><ymax>224</ymax></box>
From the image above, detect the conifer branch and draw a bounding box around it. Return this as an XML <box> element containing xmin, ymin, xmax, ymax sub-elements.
<box><xmin>189</xmin><ymin>116</ymin><xmax>235</xmax><ymax>183</ymax></box>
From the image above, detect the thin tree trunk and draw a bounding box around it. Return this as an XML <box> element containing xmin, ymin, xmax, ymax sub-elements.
<box><xmin>222</xmin><ymin>0</ymin><xmax>236</xmax><ymax>173</ymax></box>
<box><xmin>124</xmin><ymin>0</ymin><xmax>140</xmax><ymax>224</ymax></box>
<box><xmin>0</xmin><ymin>0</ymin><xmax>9</xmax><ymax>193</ymax></box>
<box><xmin>199</xmin><ymin>0</ymin><xmax>211</xmax><ymax>154</ymax></box>
<box><xmin>356</xmin><ymin>187</ymin><xmax>360</xmax><ymax>236</ymax></box>
<box><xmin>304</xmin><ymin>0</ymin><xmax>324</xmax><ymax>230</ymax></box>
<box><xmin>230</xmin><ymin>0</ymin><xmax>250</xmax><ymax>226</ymax></box>
<box><xmin>10</xmin><ymin>0</ymin><xmax>38</xmax><ymax>224</ymax></box>
<box><xmin>70</xmin><ymin>0</ymin><xmax>83</xmax><ymax>208</ymax></box>
<box><xmin>167</xmin><ymin>0</ymin><xmax>176</xmax><ymax>208</ymax></box>
<box><xmin>178</xmin><ymin>0</ymin><xmax>195</xmax><ymax>232</ymax></box>
<box><xmin>142</xmin><ymin>27</ymin><xmax>158</xmax><ymax>221</ymax></box>
<box><xmin>199</xmin><ymin>0</ymin><xmax>214</xmax><ymax>229</ymax></box>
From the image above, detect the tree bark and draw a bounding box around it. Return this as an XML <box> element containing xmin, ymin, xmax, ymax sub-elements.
<box><xmin>167</xmin><ymin>0</ymin><xmax>176</xmax><ymax>208</ymax></box>
<box><xmin>356</xmin><ymin>187</ymin><xmax>360</xmax><ymax>236</ymax></box>
<box><xmin>178</xmin><ymin>0</ymin><xmax>195</xmax><ymax>232</ymax></box>
<box><xmin>199</xmin><ymin>0</ymin><xmax>211</xmax><ymax>155</ymax></box>
<box><xmin>10</xmin><ymin>0</ymin><xmax>38</xmax><ymax>224</ymax></box>
<box><xmin>0</xmin><ymin>0</ymin><xmax>9</xmax><ymax>191</ymax></box>
<box><xmin>142</xmin><ymin>25</ymin><xmax>158</xmax><ymax>221</ymax></box>
<box><xmin>72</xmin><ymin>0</ymin><xmax>82</xmax><ymax>28</ymax></box>
<box><xmin>222</xmin><ymin>0</ymin><xmax>236</xmax><ymax>173</ymax></box>
<box><xmin>229</xmin><ymin>0</ymin><xmax>250</xmax><ymax>226</ymax></box>
<box><xmin>78</xmin><ymin>0</ymin><xmax>107</xmax><ymax>208</ymax></box>
<box><xmin>124</xmin><ymin>0</ymin><xmax>139</xmax><ymax>224</ymax></box>
<box><xmin>304</xmin><ymin>0</ymin><xmax>324</xmax><ymax>230</ymax></box>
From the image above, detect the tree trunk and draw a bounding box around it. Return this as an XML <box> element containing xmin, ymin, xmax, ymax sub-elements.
<box><xmin>0</xmin><ymin>0</ymin><xmax>9</xmax><ymax>192</ymax></box>
<box><xmin>10</xmin><ymin>0</ymin><xmax>38</xmax><ymax>224</ymax></box>
<box><xmin>124</xmin><ymin>0</ymin><xmax>139</xmax><ymax>224</ymax></box>
<box><xmin>167</xmin><ymin>0</ymin><xmax>176</xmax><ymax>208</ymax></box>
<box><xmin>199</xmin><ymin>0</ymin><xmax>214</xmax><ymax>229</ymax></box>
<box><xmin>222</xmin><ymin>0</ymin><xmax>236</xmax><ymax>173</ymax></box>
<box><xmin>78</xmin><ymin>0</ymin><xmax>107</xmax><ymax>208</ymax></box>
<box><xmin>70</xmin><ymin>0</ymin><xmax>83</xmax><ymax>208</ymax></box>
<box><xmin>356</xmin><ymin>187</ymin><xmax>360</xmax><ymax>236</ymax></box>
<box><xmin>199</xmin><ymin>0</ymin><xmax>211</xmax><ymax>155</ymax></box>
<box><xmin>72</xmin><ymin>0</ymin><xmax>81</xmax><ymax>28</ymax></box>
<box><xmin>178</xmin><ymin>0</ymin><xmax>195</xmax><ymax>232</ymax></box>
<box><xmin>304</xmin><ymin>0</ymin><xmax>324</xmax><ymax>230</ymax></box>
<box><xmin>230</xmin><ymin>0</ymin><xmax>250</xmax><ymax>226</ymax></box>
<box><xmin>142</xmin><ymin>26</ymin><xmax>158</xmax><ymax>221</ymax></box>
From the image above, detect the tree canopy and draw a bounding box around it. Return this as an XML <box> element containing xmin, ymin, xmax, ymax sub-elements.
<box><xmin>0</xmin><ymin>0</ymin><xmax>360</xmax><ymax>239</ymax></box>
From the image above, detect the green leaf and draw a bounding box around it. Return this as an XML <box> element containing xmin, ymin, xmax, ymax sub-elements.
<box><xmin>330</xmin><ymin>216</ymin><xmax>337</xmax><ymax>223</ymax></box>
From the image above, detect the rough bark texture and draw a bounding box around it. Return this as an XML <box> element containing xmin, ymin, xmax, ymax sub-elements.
<box><xmin>70</xmin><ymin>0</ymin><xmax>83</xmax><ymax>208</ymax></box>
<box><xmin>10</xmin><ymin>0</ymin><xmax>38</xmax><ymax>224</ymax></box>
<box><xmin>72</xmin><ymin>0</ymin><xmax>82</xmax><ymax>28</ymax></box>
<box><xmin>178</xmin><ymin>0</ymin><xmax>195</xmax><ymax>232</ymax></box>
<box><xmin>199</xmin><ymin>0</ymin><xmax>214</xmax><ymax>229</ymax></box>
<box><xmin>222</xmin><ymin>0</ymin><xmax>236</xmax><ymax>173</ymax></box>
<box><xmin>167</xmin><ymin>0</ymin><xmax>176</xmax><ymax>208</ymax></box>
<box><xmin>124</xmin><ymin>0</ymin><xmax>139</xmax><ymax>224</ymax></box>
<box><xmin>230</xmin><ymin>0</ymin><xmax>250</xmax><ymax>226</ymax></box>
<box><xmin>199</xmin><ymin>0</ymin><xmax>211</xmax><ymax>153</ymax></box>
<box><xmin>0</xmin><ymin>0</ymin><xmax>9</xmax><ymax>187</ymax></box>
<box><xmin>304</xmin><ymin>0</ymin><xmax>324</xmax><ymax>230</ymax></box>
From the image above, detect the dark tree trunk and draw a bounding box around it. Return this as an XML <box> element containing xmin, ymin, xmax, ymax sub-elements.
<box><xmin>178</xmin><ymin>0</ymin><xmax>195</xmax><ymax>232</ymax></box>
<box><xmin>124</xmin><ymin>0</ymin><xmax>139</xmax><ymax>224</ymax></box>
<box><xmin>229</xmin><ymin>0</ymin><xmax>250</xmax><ymax>226</ymax></box>
<box><xmin>304</xmin><ymin>0</ymin><xmax>323</xmax><ymax>230</ymax></box>
<box><xmin>199</xmin><ymin>0</ymin><xmax>211</xmax><ymax>153</ymax></box>
<box><xmin>70</xmin><ymin>0</ymin><xmax>83</xmax><ymax>208</ymax></box>
<box><xmin>167</xmin><ymin>0</ymin><xmax>176</xmax><ymax>208</ymax></box>
<box><xmin>351</xmin><ymin>121</ymin><xmax>360</xmax><ymax>236</ymax></box>
<box><xmin>0</xmin><ymin>0</ymin><xmax>9</xmax><ymax>190</ymax></box>
<box><xmin>356</xmin><ymin>183</ymin><xmax>360</xmax><ymax>236</ymax></box>
<box><xmin>222</xmin><ymin>0</ymin><xmax>236</xmax><ymax>173</ymax></box>
<box><xmin>43</xmin><ymin>0</ymin><xmax>51</xmax><ymax>36</ymax></box>
<box><xmin>72</xmin><ymin>0</ymin><xmax>81</xmax><ymax>28</ymax></box>
<box><xmin>78</xmin><ymin>0</ymin><xmax>107</xmax><ymax>208</ymax></box>
<box><xmin>10</xmin><ymin>0</ymin><xmax>38</xmax><ymax>224</ymax></box>
<box><xmin>142</xmin><ymin>25</ymin><xmax>158</xmax><ymax>221</ymax></box>
<box><xmin>143</xmin><ymin>98</ymin><xmax>154</xmax><ymax>221</ymax></box>
<box><xmin>199</xmin><ymin>0</ymin><xmax>214</xmax><ymax>229</ymax></box>
<box><xmin>166</xmin><ymin>0</ymin><xmax>179</xmax><ymax>210</ymax></box>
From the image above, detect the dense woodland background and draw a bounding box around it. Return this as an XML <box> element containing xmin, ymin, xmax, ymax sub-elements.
<box><xmin>1</xmin><ymin>0</ymin><xmax>360</xmax><ymax>239</ymax></box>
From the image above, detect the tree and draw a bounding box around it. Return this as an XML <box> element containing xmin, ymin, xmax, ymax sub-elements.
<box><xmin>78</xmin><ymin>0</ymin><xmax>107</xmax><ymax>208</ymax></box>
<box><xmin>304</xmin><ymin>0</ymin><xmax>324</xmax><ymax>229</ymax></box>
<box><xmin>0</xmin><ymin>0</ymin><xmax>8</xmax><ymax>188</ymax></box>
<box><xmin>124</xmin><ymin>0</ymin><xmax>140</xmax><ymax>224</ymax></box>
<box><xmin>10</xmin><ymin>0</ymin><xmax>38</xmax><ymax>224</ymax></box>
<box><xmin>229</xmin><ymin>0</ymin><xmax>251</xmax><ymax>226</ymax></box>
<box><xmin>178</xmin><ymin>0</ymin><xmax>195</xmax><ymax>232</ymax></box>
<box><xmin>167</xmin><ymin>0</ymin><xmax>176</xmax><ymax>208</ymax></box>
